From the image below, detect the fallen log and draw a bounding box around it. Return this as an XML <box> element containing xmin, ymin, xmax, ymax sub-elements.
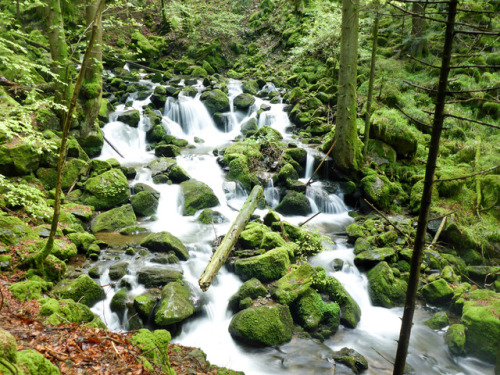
<box><xmin>198</xmin><ymin>185</ymin><xmax>263</xmax><ymax>292</ymax></box>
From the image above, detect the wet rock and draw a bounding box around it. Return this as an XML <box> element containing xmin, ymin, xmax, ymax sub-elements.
<box><xmin>147</xmin><ymin>157</ymin><xmax>177</xmax><ymax>175</ymax></box>
<box><xmin>241</xmin><ymin>118</ymin><xmax>258</xmax><ymax>136</ymax></box>
<box><xmin>154</xmin><ymin>282</ymin><xmax>195</xmax><ymax>326</ymax></box>
<box><xmin>155</xmin><ymin>144</ymin><xmax>181</xmax><ymax>157</ymax></box>
<box><xmin>228</xmin><ymin>278</ymin><xmax>267</xmax><ymax>312</ymax></box>
<box><xmin>234</xmin><ymin>245</ymin><xmax>293</xmax><ymax>282</ymax></box>
<box><xmin>239</xmin><ymin>222</ymin><xmax>270</xmax><ymax>248</ymax></box>
<box><xmin>110</xmin><ymin>288</ymin><xmax>128</xmax><ymax>316</ymax></box>
<box><xmin>90</xmin><ymin>204</ymin><xmax>137</xmax><ymax>233</ymax></box>
<box><xmin>278</xmin><ymin>163</ymin><xmax>299</xmax><ymax>184</ymax></box>
<box><xmin>354</xmin><ymin>247</ymin><xmax>397</xmax><ymax>269</ymax></box>
<box><xmin>421</xmin><ymin>279</ymin><xmax>454</xmax><ymax>305</ymax></box>
<box><xmin>119</xmin><ymin>226</ymin><xmax>150</xmax><ymax>235</ymax></box>
<box><xmin>131</xmin><ymin>191</ymin><xmax>159</xmax><ymax>216</ymax></box>
<box><xmin>137</xmin><ymin>267</ymin><xmax>183</xmax><ymax>288</ymax></box>
<box><xmin>263</xmin><ymin>210</ymin><xmax>280</xmax><ymax>226</ymax></box>
<box><xmin>331</xmin><ymin>347</ymin><xmax>368</xmax><ymax>375</ymax></box>
<box><xmin>367</xmin><ymin>261</ymin><xmax>407</xmax><ymax>308</ymax></box>
<box><xmin>424</xmin><ymin>311</ymin><xmax>449</xmax><ymax>330</ymax></box>
<box><xmin>229</xmin><ymin>304</ymin><xmax>293</xmax><ymax>346</ymax></box>
<box><xmin>133</xmin><ymin>293</ymin><xmax>158</xmax><ymax>320</ymax></box>
<box><xmin>234</xmin><ymin>93</ymin><xmax>255</xmax><ymax>110</ymax></box>
<box><xmin>140</xmin><ymin>231</ymin><xmax>189</xmax><ymax>260</ymax></box>
<box><xmin>200</xmin><ymin>89</ymin><xmax>230</xmax><ymax>115</ymax></box>
<box><xmin>242</xmin><ymin>79</ymin><xmax>259</xmax><ymax>95</ymax></box>
<box><xmin>361</xmin><ymin>174</ymin><xmax>403</xmax><ymax>210</ymax></box>
<box><xmin>169</xmin><ymin>165</ymin><xmax>191</xmax><ymax>183</ymax></box>
<box><xmin>227</xmin><ymin>155</ymin><xmax>259</xmax><ymax>191</ymax></box>
<box><xmin>109</xmin><ymin>262</ymin><xmax>129</xmax><ymax>280</ymax></box>
<box><xmin>445</xmin><ymin>324</ymin><xmax>466</xmax><ymax>356</ymax></box>
<box><xmin>117</xmin><ymin>109</ymin><xmax>141</xmax><ymax>127</ymax></box>
<box><xmin>276</xmin><ymin>191</ymin><xmax>311</xmax><ymax>216</ymax></box>
<box><xmin>51</xmin><ymin>274</ymin><xmax>105</xmax><ymax>307</ymax></box>
<box><xmin>272</xmin><ymin>263</ymin><xmax>316</xmax><ymax>305</ymax></box>
<box><xmin>151</xmin><ymin>253</ymin><xmax>179</xmax><ymax>264</ymax></box>
<box><xmin>0</xmin><ymin>138</ymin><xmax>40</xmax><ymax>176</ymax></box>
<box><xmin>180</xmin><ymin>179</ymin><xmax>219</xmax><ymax>216</ymax></box>
<box><xmin>197</xmin><ymin>209</ymin><xmax>228</xmax><ymax>224</ymax></box>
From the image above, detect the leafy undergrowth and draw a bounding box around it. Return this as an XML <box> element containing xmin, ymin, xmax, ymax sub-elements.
<box><xmin>0</xmin><ymin>276</ymin><xmax>228</xmax><ymax>375</ymax></box>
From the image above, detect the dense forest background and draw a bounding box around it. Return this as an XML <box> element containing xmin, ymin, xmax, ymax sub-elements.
<box><xmin>0</xmin><ymin>0</ymin><xmax>499</xmax><ymax>374</ymax></box>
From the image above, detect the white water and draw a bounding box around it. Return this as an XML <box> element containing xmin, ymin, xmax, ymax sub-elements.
<box><xmin>92</xmin><ymin>76</ymin><xmax>494</xmax><ymax>375</ymax></box>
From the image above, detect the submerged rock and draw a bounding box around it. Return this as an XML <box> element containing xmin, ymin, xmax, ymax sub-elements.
<box><xmin>331</xmin><ymin>347</ymin><xmax>368</xmax><ymax>374</ymax></box>
<box><xmin>229</xmin><ymin>305</ymin><xmax>293</xmax><ymax>346</ymax></box>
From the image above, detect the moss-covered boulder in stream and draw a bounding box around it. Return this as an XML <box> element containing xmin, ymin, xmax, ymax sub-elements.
<box><xmin>361</xmin><ymin>174</ymin><xmax>403</xmax><ymax>210</ymax></box>
<box><xmin>137</xmin><ymin>267</ymin><xmax>183</xmax><ymax>288</ymax></box>
<box><xmin>154</xmin><ymin>282</ymin><xmax>195</xmax><ymax>326</ymax></box>
<box><xmin>276</xmin><ymin>191</ymin><xmax>311</xmax><ymax>216</ymax></box>
<box><xmin>354</xmin><ymin>247</ymin><xmax>397</xmax><ymax>269</ymax></box>
<box><xmin>421</xmin><ymin>278</ymin><xmax>454</xmax><ymax>305</ymax></box>
<box><xmin>90</xmin><ymin>204</ymin><xmax>137</xmax><ymax>233</ymax></box>
<box><xmin>155</xmin><ymin>144</ymin><xmax>181</xmax><ymax>157</ymax></box>
<box><xmin>234</xmin><ymin>93</ymin><xmax>256</xmax><ymax>110</ymax></box>
<box><xmin>51</xmin><ymin>275</ymin><xmax>105</xmax><ymax>307</ymax></box>
<box><xmin>228</xmin><ymin>278</ymin><xmax>268</xmax><ymax>312</ymax></box>
<box><xmin>140</xmin><ymin>231</ymin><xmax>189</xmax><ymax>260</ymax></box>
<box><xmin>234</xmin><ymin>245</ymin><xmax>295</xmax><ymax>282</ymax></box>
<box><xmin>200</xmin><ymin>89</ymin><xmax>230</xmax><ymax>115</ymax></box>
<box><xmin>82</xmin><ymin>168</ymin><xmax>130</xmax><ymax>210</ymax></box>
<box><xmin>367</xmin><ymin>261</ymin><xmax>407</xmax><ymax>308</ymax></box>
<box><xmin>227</xmin><ymin>155</ymin><xmax>259</xmax><ymax>191</ymax></box>
<box><xmin>133</xmin><ymin>294</ymin><xmax>157</xmax><ymax>320</ymax></box>
<box><xmin>117</xmin><ymin>109</ymin><xmax>141</xmax><ymax>127</ymax></box>
<box><xmin>239</xmin><ymin>222</ymin><xmax>271</xmax><ymax>248</ymax></box>
<box><xmin>131</xmin><ymin>191</ymin><xmax>159</xmax><ymax>216</ymax></box>
<box><xmin>272</xmin><ymin>263</ymin><xmax>316</xmax><ymax>305</ymax></box>
<box><xmin>242</xmin><ymin>79</ymin><xmax>259</xmax><ymax>95</ymax></box>
<box><xmin>180</xmin><ymin>179</ymin><xmax>219</xmax><ymax>216</ymax></box>
<box><xmin>445</xmin><ymin>324</ymin><xmax>466</xmax><ymax>356</ymax></box>
<box><xmin>229</xmin><ymin>305</ymin><xmax>293</xmax><ymax>347</ymax></box>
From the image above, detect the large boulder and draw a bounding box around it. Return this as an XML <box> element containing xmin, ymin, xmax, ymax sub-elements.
<box><xmin>137</xmin><ymin>267</ymin><xmax>183</xmax><ymax>288</ymax></box>
<box><xmin>90</xmin><ymin>204</ymin><xmax>137</xmax><ymax>233</ymax></box>
<box><xmin>0</xmin><ymin>139</ymin><xmax>39</xmax><ymax>176</ymax></box>
<box><xmin>272</xmin><ymin>263</ymin><xmax>316</xmax><ymax>305</ymax></box>
<box><xmin>275</xmin><ymin>191</ymin><xmax>311</xmax><ymax>216</ymax></box>
<box><xmin>133</xmin><ymin>294</ymin><xmax>157</xmax><ymax>320</ymax></box>
<box><xmin>109</xmin><ymin>262</ymin><xmax>129</xmax><ymax>280</ymax></box>
<box><xmin>0</xmin><ymin>215</ymin><xmax>37</xmax><ymax>246</ymax></box>
<box><xmin>180</xmin><ymin>179</ymin><xmax>219</xmax><ymax>216</ymax></box>
<box><xmin>233</xmin><ymin>93</ymin><xmax>256</xmax><ymax>110</ymax></box>
<box><xmin>227</xmin><ymin>155</ymin><xmax>259</xmax><ymax>191</ymax></box>
<box><xmin>421</xmin><ymin>278</ymin><xmax>454</xmax><ymax>305</ymax></box>
<box><xmin>200</xmin><ymin>89</ymin><xmax>230</xmax><ymax>115</ymax></box>
<box><xmin>140</xmin><ymin>231</ymin><xmax>189</xmax><ymax>260</ymax></box>
<box><xmin>361</xmin><ymin>174</ymin><xmax>402</xmax><ymax>210</ymax></box>
<box><xmin>445</xmin><ymin>324</ymin><xmax>466</xmax><ymax>356</ymax></box>
<box><xmin>367</xmin><ymin>261</ymin><xmax>407</xmax><ymax>308</ymax></box>
<box><xmin>117</xmin><ymin>109</ymin><xmax>141</xmax><ymax>127</ymax></box>
<box><xmin>154</xmin><ymin>282</ymin><xmax>195</xmax><ymax>326</ymax></box>
<box><xmin>51</xmin><ymin>274</ymin><xmax>105</xmax><ymax>307</ymax></box>
<box><xmin>36</xmin><ymin>158</ymin><xmax>88</xmax><ymax>190</ymax></box>
<box><xmin>83</xmin><ymin>168</ymin><xmax>130</xmax><ymax>210</ymax></box>
<box><xmin>242</xmin><ymin>79</ymin><xmax>259</xmax><ymax>95</ymax></box>
<box><xmin>354</xmin><ymin>247</ymin><xmax>397</xmax><ymax>269</ymax></box>
<box><xmin>130</xmin><ymin>191</ymin><xmax>159</xmax><ymax>216</ymax></box>
<box><xmin>234</xmin><ymin>246</ymin><xmax>293</xmax><ymax>282</ymax></box>
<box><xmin>228</xmin><ymin>305</ymin><xmax>293</xmax><ymax>346</ymax></box>
<box><xmin>313</xmin><ymin>273</ymin><xmax>361</xmax><ymax>328</ymax></box>
<box><xmin>370</xmin><ymin>108</ymin><xmax>418</xmax><ymax>158</ymax></box>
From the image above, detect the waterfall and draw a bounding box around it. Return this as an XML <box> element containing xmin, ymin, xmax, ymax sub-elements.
<box><xmin>264</xmin><ymin>179</ymin><xmax>280</xmax><ymax>208</ymax></box>
<box><xmin>305</xmin><ymin>152</ymin><xmax>315</xmax><ymax>180</ymax></box>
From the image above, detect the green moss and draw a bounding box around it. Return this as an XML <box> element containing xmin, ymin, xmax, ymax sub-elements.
<box><xmin>134</xmin><ymin>294</ymin><xmax>157</xmax><ymax>320</ymax></box>
<box><xmin>90</xmin><ymin>204</ymin><xmax>137</xmax><ymax>233</ymax></box>
<box><xmin>17</xmin><ymin>349</ymin><xmax>60</xmax><ymax>375</ymax></box>
<box><xmin>154</xmin><ymin>282</ymin><xmax>195</xmax><ymax>326</ymax></box>
<box><xmin>239</xmin><ymin>222</ymin><xmax>270</xmax><ymax>248</ymax></box>
<box><xmin>234</xmin><ymin>246</ymin><xmax>292</xmax><ymax>282</ymax></box>
<box><xmin>367</xmin><ymin>261</ymin><xmax>407</xmax><ymax>308</ymax></box>
<box><xmin>424</xmin><ymin>311</ymin><xmax>449</xmax><ymax>330</ymax></box>
<box><xmin>361</xmin><ymin>173</ymin><xmax>404</xmax><ymax>210</ymax></box>
<box><xmin>131</xmin><ymin>329</ymin><xmax>175</xmax><ymax>374</ymax></box>
<box><xmin>227</xmin><ymin>155</ymin><xmax>259</xmax><ymax>191</ymax></box>
<box><xmin>200</xmin><ymin>89</ymin><xmax>230</xmax><ymax>115</ymax></box>
<box><xmin>276</xmin><ymin>191</ymin><xmax>311</xmax><ymax>216</ymax></box>
<box><xmin>228</xmin><ymin>278</ymin><xmax>267</xmax><ymax>311</ymax></box>
<box><xmin>272</xmin><ymin>263</ymin><xmax>316</xmax><ymax>305</ymax></box>
<box><xmin>0</xmin><ymin>329</ymin><xmax>18</xmax><ymax>363</ymax></box>
<box><xmin>8</xmin><ymin>276</ymin><xmax>53</xmax><ymax>301</ymax></box>
<box><xmin>83</xmin><ymin>168</ymin><xmax>130</xmax><ymax>210</ymax></box>
<box><xmin>51</xmin><ymin>274</ymin><xmax>105</xmax><ymax>307</ymax></box>
<box><xmin>445</xmin><ymin>324</ymin><xmax>466</xmax><ymax>356</ymax></box>
<box><xmin>180</xmin><ymin>179</ymin><xmax>220</xmax><ymax>216</ymax></box>
<box><xmin>39</xmin><ymin>297</ymin><xmax>98</xmax><ymax>326</ymax></box>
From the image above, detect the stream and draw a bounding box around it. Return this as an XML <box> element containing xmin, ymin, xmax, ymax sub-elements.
<box><xmin>91</xmin><ymin>71</ymin><xmax>494</xmax><ymax>375</ymax></box>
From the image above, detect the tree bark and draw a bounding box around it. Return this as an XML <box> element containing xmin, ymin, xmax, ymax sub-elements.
<box><xmin>393</xmin><ymin>1</ymin><xmax>458</xmax><ymax>373</ymax></box>
<box><xmin>44</xmin><ymin>0</ymin><xmax>71</xmax><ymax>111</ymax></box>
<box><xmin>409</xmin><ymin>2</ymin><xmax>428</xmax><ymax>56</ymax></box>
<box><xmin>199</xmin><ymin>185</ymin><xmax>263</xmax><ymax>292</ymax></box>
<box><xmin>363</xmin><ymin>0</ymin><xmax>380</xmax><ymax>158</ymax></box>
<box><xmin>36</xmin><ymin>1</ymin><xmax>105</xmax><ymax>275</ymax></box>
<box><xmin>332</xmin><ymin>0</ymin><xmax>361</xmax><ymax>172</ymax></box>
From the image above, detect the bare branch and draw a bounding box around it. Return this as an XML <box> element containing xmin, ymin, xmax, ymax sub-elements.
<box><xmin>394</xmin><ymin>104</ymin><xmax>435</xmax><ymax>129</ymax></box>
<box><xmin>443</xmin><ymin>113</ymin><xmax>500</xmax><ymax>129</ymax></box>
<box><xmin>434</xmin><ymin>165</ymin><xmax>500</xmax><ymax>182</ymax></box>
<box><xmin>402</xmin><ymin>80</ymin><xmax>438</xmax><ymax>93</ymax></box>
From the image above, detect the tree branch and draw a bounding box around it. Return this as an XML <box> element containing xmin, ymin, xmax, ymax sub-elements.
<box><xmin>434</xmin><ymin>165</ymin><xmax>499</xmax><ymax>182</ymax></box>
<box><xmin>363</xmin><ymin>198</ymin><xmax>408</xmax><ymax>239</ymax></box>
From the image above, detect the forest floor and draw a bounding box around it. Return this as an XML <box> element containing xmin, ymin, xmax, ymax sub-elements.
<box><xmin>0</xmin><ymin>273</ymin><xmax>221</xmax><ymax>375</ymax></box>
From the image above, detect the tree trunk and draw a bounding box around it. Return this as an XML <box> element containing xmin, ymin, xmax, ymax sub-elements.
<box><xmin>393</xmin><ymin>1</ymin><xmax>458</xmax><ymax>373</ymax></box>
<box><xmin>77</xmin><ymin>0</ymin><xmax>105</xmax><ymax>154</ymax></box>
<box><xmin>44</xmin><ymin>0</ymin><xmax>71</xmax><ymax>111</ymax></box>
<box><xmin>160</xmin><ymin>0</ymin><xmax>170</xmax><ymax>31</ymax></box>
<box><xmin>409</xmin><ymin>3</ymin><xmax>428</xmax><ymax>56</ymax></box>
<box><xmin>37</xmin><ymin>3</ymin><xmax>105</xmax><ymax>275</ymax></box>
<box><xmin>199</xmin><ymin>185</ymin><xmax>263</xmax><ymax>292</ymax></box>
<box><xmin>332</xmin><ymin>0</ymin><xmax>361</xmax><ymax>172</ymax></box>
<box><xmin>363</xmin><ymin>0</ymin><xmax>380</xmax><ymax>158</ymax></box>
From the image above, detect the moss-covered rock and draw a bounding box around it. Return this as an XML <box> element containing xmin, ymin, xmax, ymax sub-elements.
<box><xmin>234</xmin><ymin>93</ymin><xmax>256</xmax><ymax>110</ymax></box>
<box><xmin>109</xmin><ymin>262</ymin><xmax>129</xmax><ymax>280</ymax></box>
<box><xmin>154</xmin><ymin>281</ymin><xmax>195</xmax><ymax>326</ymax></box>
<box><xmin>228</xmin><ymin>278</ymin><xmax>268</xmax><ymax>312</ymax></box>
<box><xmin>367</xmin><ymin>139</ymin><xmax>397</xmax><ymax>165</ymax></box>
<box><xmin>39</xmin><ymin>297</ymin><xmax>102</xmax><ymax>326</ymax></box>
<box><xmin>52</xmin><ymin>274</ymin><xmax>105</xmax><ymax>307</ymax></box>
<box><xmin>17</xmin><ymin>349</ymin><xmax>61</xmax><ymax>375</ymax></box>
<box><xmin>130</xmin><ymin>32</ymin><xmax>160</xmax><ymax>58</ymax></box>
<box><xmin>228</xmin><ymin>304</ymin><xmax>293</xmax><ymax>347</ymax></box>
<box><xmin>133</xmin><ymin>294</ymin><xmax>158</xmax><ymax>320</ymax></box>
<box><xmin>278</xmin><ymin>163</ymin><xmax>299</xmax><ymax>184</ymax></box>
<box><xmin>90</xmin><ymin>204</ymin><xmax>137</xmax><ymax>233</ymax></box>
<box><xmin>361</xmin><ymin>174</ymin><xmax>403</xmax><ymax>210</ymax></box>
<box><xmin>234</xmin><ymin>246</ymin><xmax>293</xmax><ymax>282</ymax></box>
<box><xmin>242</xmin><ymin>79</ymin><xmax>259</xmax><ymax>95</ymax></box>
<box><xmin>0</xmin><ymin>139</ymin><xmax>40</xmax><ymax>176</ymax></box>
<box><xmin>239</xmin><ymin>222</ymin><xmax>271</xmax><ymax>248</ymax></box>
<box><xmin>137</xmin><ymin>267</ymin><xmax>183</xmax><ymax>288</ymax></box>
<box><xmin>0</xmin><ymin>214</ymin><xmax>37</xmax><ymax>246</ymax></box>
<box><xmin>131</xmin><ymin>329</ymin><xmax>174</xmax><ymax>374</ymax></box>
<box><xmin>8</xmin><ymin>276</ymin><xmax>53</xmax><ymax>301</ymax></box>
<box><xmin>370</xmin><ymin>108</ymin><xmax>418</xmax><ymax>158</ymax></box>
<box><xmin>140</xmin><ymin>231</ymin><xmax>189</xmax><ymax>260</ymax></box>
<box><xmin>445</xmin><ymin>324</ymin><xmax>466</xmax><ymax>356</ymax></box>
<box><xmin>155</xmin><ymin>144</ymin><xmax>181</xmax><ymax>157</ymax></box>
<box><xmin>367</xmin><ymin>261</ymin><xmax>407</xmax><ymax>308</ymax></box>
<box><xmin>0</xmin><ymin>329</ymin><xmax>17</xmax><ymax>363</ymax></box>
<box><xmin>66</xmin><ymin>232</ymin><xmax>96</xmax><ymax>252</ymax></box>
<box><xmin>110</xmin><ymin>288</ymin><xmax>128</xmax><ymax>317</ymax></box>
<box><xmin>39</xmin><ymin>238</ymin><xmax>78</xmax><ymax>261</ymax></box>
<box><xmin>117</xmin><ymin>109</ymin><xmax>141</xmax><ymax>127</ymax></box>
<box><xmin>252</xmin><ymin>126</ymin><xmax>283</xmax><ymax>142</ymax></box>
<box><xmin>82</xmin><ymin>168</ymin><xmax>130</xmax><ymax>210</ymax></box>
<box><xmin>227</xmin><ymin>155</ymin><xmax>259</xmax><ymax>191</ymax></box>
<box><xmin>36</xmin><ymin>158</ymin><xmax>88</xmax><ymax>190</ymax></box>
<box><xmin>180</xmin><ymin>179</ymin><xmax>219</xmax><ymax>216</ymax></box>
<box><xmin>354</xmin><ymin>247</ymin><xmax>397</xmax><ymax>269</ymax></box>
<box><xmin>272</xmin><ymin>263</ymin><xmax>316</xmax><ymax>305</ymax></box>
<box><xmin>200</xmin><ymin>89</ymin><xmax>230</xmax><ymax>115</ymax></box>
<box><xmin>241</xmin><ymin>118</ymin><xmax>259</xmax><ymax>136</ymax></box>
<box><xmin>421</xmin><ymin>279</ymin><xmax>454</xmax><ymax>305</ymax></box>
<box><xmin>276</xmin><ymin>191</ymin><xmax>311</xmax><ymax>216</ymax></box>
<box><xmin>424</xmin><ymin>311</ymin><xmax>450</xmax><ymax>330</ymax></box>
<box><xmin>130</xmin><ymin>191</ymin><xmax>159</xmax><ymax>216</ymax></box>
<box><xmin>197</xmin><ymin>209</ymin><xmax>227</xmax><ymax>224</ymax></box>
<box><xmin>331</xmin><ymin>347</ymin><xmax>369</xmax><ymax>374</ymax></box>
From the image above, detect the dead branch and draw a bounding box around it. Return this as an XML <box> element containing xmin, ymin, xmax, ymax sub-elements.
<box><xmin>363</xmin><ymin>198</ymin><xmax>408</xmax><ymax>239</ymax></box>
<box><xmin>394</xmin><ymin>104</ymin><xmax>434</xmax><ymax>129</ymax></box>
<box><xmin>299</xmin><ymin>211</ymin><xmax>322</xmax><ymax>227</ymax></box>
<box><xmin>306</xmin><ymin>141</ymin><xmax>336</xmax><ymax>186</ymax></box>
<box><xmin>434</xmin><ymin>165</ymin><xmax>499</xmax><ymax>182</ymax></box>
<box><xmin>443</xmin><ymin>113</ymin><xmax>500</xmax><ymax>130</ymax></box>
<box><xmin>402</xmin><ymin>80</ymin><xmax>438</xmax><ymax>93</ymax></box>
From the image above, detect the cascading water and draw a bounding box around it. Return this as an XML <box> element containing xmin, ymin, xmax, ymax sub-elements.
<box><xmin>93</xmin><ymin>76</ymin><xmax>494</xmax><ymax>375</ymax></box>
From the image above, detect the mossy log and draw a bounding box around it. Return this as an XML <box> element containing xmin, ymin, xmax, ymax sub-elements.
<box><xmin>199</xmin><ymin>185</ymin><xmax>263</xmax><ymax>292</ymax></box>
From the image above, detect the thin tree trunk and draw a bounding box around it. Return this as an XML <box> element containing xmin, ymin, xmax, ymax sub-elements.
<box><xmin>410</xmin><ymin>2</ymin><xmax>428</xmax><ymax>56</ymax></box>
<box><xmin>363</xmin><ymin>0</ymin><xmax>380</xmax><ymax>158</ymax></box>
<box><xmin>332</xmin><ymin>0</ymin><xmax>361</xmax><ymax>172</ymax></box>
<box><xmin>199</xmin><ymin>185</ymin><xmax>263</xmax><ymax>292</ymax></box>
<box><xmin>160</xmin><ymin>0</ymin><xmax>169</xmax><ymax>31</ymax></box>
<box><xmin>36</xmin><ymin>0</ymin><xmax>105</xmax><ymax>274</ymax></box>
<box><xmin>393</xmin><ymin>0</ymin><xmax>458</xmax><ymax>373</ymax></box>
<box><xmin>45</xmin><ymin>0</ymin><xmax>71</xmax><ymax>112</ymax></box>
